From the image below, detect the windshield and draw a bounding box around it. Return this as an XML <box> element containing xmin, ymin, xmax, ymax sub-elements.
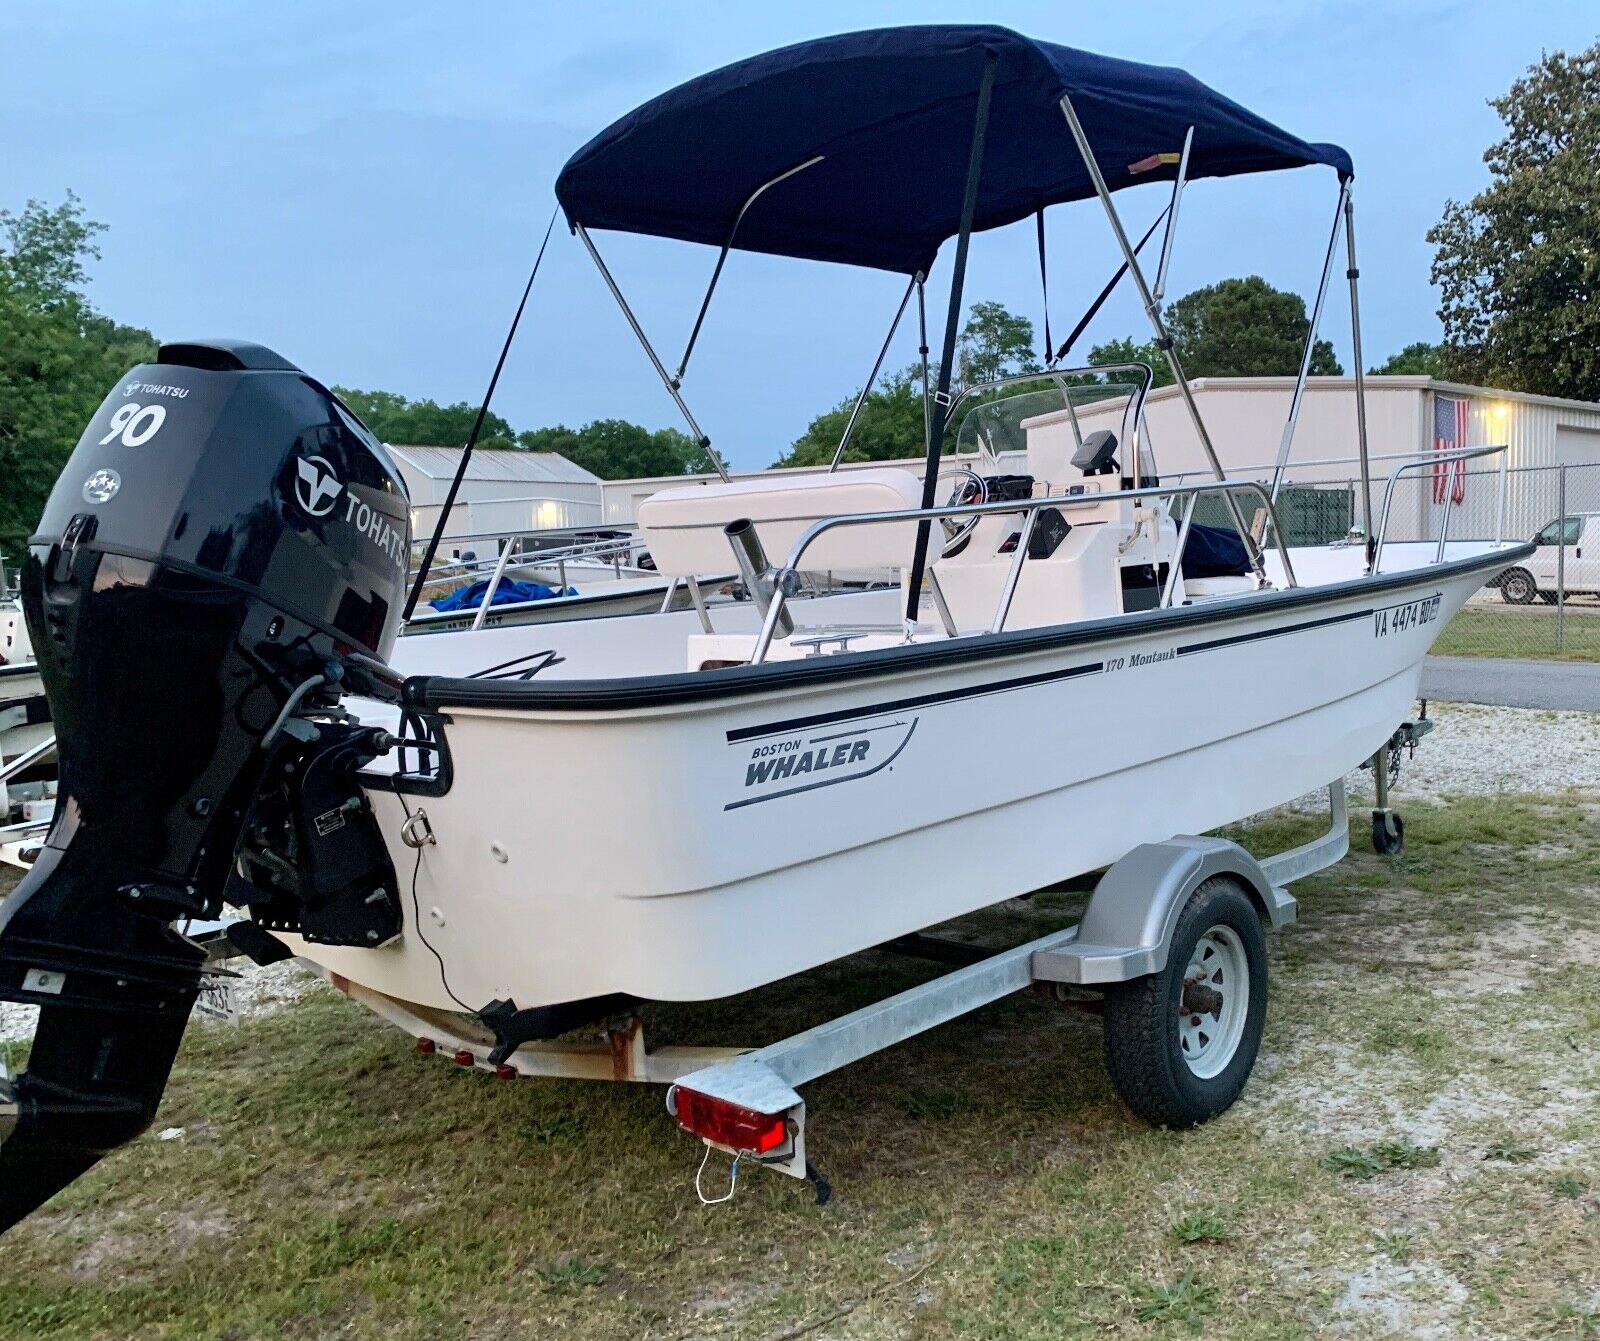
<box><xmin>949</xmin><ymin>370</ymin><xmax>1150</xmax><ymax>469</ymax></box>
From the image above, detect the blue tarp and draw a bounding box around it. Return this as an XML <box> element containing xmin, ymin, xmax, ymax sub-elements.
<box><xmin>1180</xmin><ymin>522</ymin><xmax>1252</xmax><ymax>579</ymax></box>
<box><xmin>429</xmin><ymin>579</ymin><xmax>577</xmax><ymax>613</ymax></box>
<box><xmin>556</xmin><ymin>25</ymin><xmax>1351</xmax><ymax>275</ymax></box>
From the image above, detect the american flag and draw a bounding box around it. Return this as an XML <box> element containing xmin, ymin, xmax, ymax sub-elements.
<box><xmin>1433</xmin><ymin>395</ymin><xmax>1469</xmax><ymax>505</ymax></box>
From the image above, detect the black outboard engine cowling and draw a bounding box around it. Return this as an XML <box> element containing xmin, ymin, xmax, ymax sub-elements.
<box><xmin>0</xmin><ymin>339</ymin><xmax>411</xmax><ymax>1230</ymax></box>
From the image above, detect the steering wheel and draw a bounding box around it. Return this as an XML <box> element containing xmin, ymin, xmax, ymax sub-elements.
<box><xmin>940</xmin><ymin>467</ymin><xmax>988</xmax><ymax>557</ymax></box>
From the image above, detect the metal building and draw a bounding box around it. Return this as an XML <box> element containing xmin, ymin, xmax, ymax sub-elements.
<box><xmin>387</xmin><ymin>445</ymin><xmax>605</xmax><ymax>539</ymax></box>
<box><xmin>1047</xmin><ymin>375</ymin><xmax>1600</xmax><ymax>543</ymax></box>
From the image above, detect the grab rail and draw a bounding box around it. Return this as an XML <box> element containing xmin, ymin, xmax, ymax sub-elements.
<box><xmin>408</xmin><ymin>531</ymin><xmax>650</xmax><ymax>625</ymax></box>
<box><xmin>0</xmin><ymin>735</ymin><xmax>55</xmax><ymax>782</ymax></box>
<box><xmin>744</xmin><ymin>475</ymin><xmax>1300</xmax><ymax>664</ymax></box>
<box><xmin>1371</xmin><ymin>443</ymin><xmax>1508</xmax><ymax>574</ymax></box>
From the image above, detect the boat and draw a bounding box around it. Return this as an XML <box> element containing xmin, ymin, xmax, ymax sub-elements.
<box><xmin>0</xmin><ymin>577</ymin><xmax>48</xmax><ymax>774</ymax></box>
<box><xmin>403</xmin><ymin>527</ymin><xmax>705</xmax><ymax>634</ymax></box>
<box><xmin>0</xmin><ymin>25</ymin><xmax>1527</xmax><ymax>1226</ymax></box>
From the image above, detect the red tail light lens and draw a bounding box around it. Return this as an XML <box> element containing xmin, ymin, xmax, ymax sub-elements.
<box><xmin>416</xmin><ymin>1037</ymin><xmax>436</xmax><ymax>1055</ymax></box>
<box><xmin>453</xmin><ymin>1049</ymin><xmax>474</xmax><ymax>1067</ymax></box>
<box><xmin>673</xmin><ymin>1086</ymin><xmax>789</xmax><ymax>1154</ymax></box>
<box><xmin>494</xmin><ymin>1064</ymin><xmax>517</xmax><ymax>1081</ymax></box>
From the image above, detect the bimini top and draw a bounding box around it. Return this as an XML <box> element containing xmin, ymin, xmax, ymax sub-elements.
<box><xmin>555</xmin><ymin>24</ymin><xmax>1352</xmax><ymax>275</ymax></box>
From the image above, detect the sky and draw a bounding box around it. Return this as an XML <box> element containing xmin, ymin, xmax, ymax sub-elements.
<box><xmin>4</xmin><ymin>2</ymin><xmax>1596</xmax><ymax>471</ymax></box>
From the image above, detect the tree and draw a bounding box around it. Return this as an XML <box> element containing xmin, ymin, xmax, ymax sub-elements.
<box><xmin>518</xmin><ymin>419</ymin><xmax>712</xmax><ymax>480</ymax></box>
<box><xmin>771</xmin><ymin>369</ymin><xmax>925</xmax><ymax>468</ymax></box>
<box><xmin>1164</xmin><ymin>276</ymin><xmax>1342</xmax><ymax>378</ymax></box>
<box><xmin>332</xmin><ymin>387</ymin><xmax>517</xmax><ymax>451</ymax></box>
<box><xmin>1371</xmin><ymin>342</ymin><xmax>1449</xmax><ymax>377</ymax></box>
<box><xmin>0</xmin><ymin>194</ymin><xmax>157</xmax><ymax>553</ymax></box>
<box><xmin>1428</xmin><ymin>43</ymin><xmax>1600</xmax><ymax>399</ymax></box>
<box><xmin>955</xmin><ymin>300</ymin><xmax>1041</xmax><ymax>390</ymax></box>
<box><xmin>1085</xmin><ymin>335</ymin><xmax>1176</xmax><ymax>387</ymax></box>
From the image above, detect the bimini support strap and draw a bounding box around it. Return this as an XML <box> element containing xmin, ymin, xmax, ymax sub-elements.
<box><xmin>405</xmin><ymin>205</ymin><xmax>559</xmax><ymax>621</ymax></box>
<box><xmin>1035</xmin><ymin>209</ymin><xmax>1052</xmax><ymax>362</ymax></box>
<box><xmin>906</xmin><ymin>47</ymin><xmax>1000</xmax><ymax>625</ymax></box>
<box><xmin>1049</xmin><ymin>206</ymin><xmax>1168</xmax><ymax>367</ymax></box>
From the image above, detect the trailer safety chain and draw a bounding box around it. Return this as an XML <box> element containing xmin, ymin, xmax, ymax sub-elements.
<box><xmin>1363</xmin><ymin>713</ymin><xmax>1433</xmax><ymax>791</ymax></box>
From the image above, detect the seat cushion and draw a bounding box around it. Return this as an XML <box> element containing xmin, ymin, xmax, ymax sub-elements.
<box><xmin>637</xmin><ymin>468</ymin><xmax>924</xmax><ymax>576</ymax></box>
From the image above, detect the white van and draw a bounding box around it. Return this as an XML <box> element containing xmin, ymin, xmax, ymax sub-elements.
<box><xmin>1498</xmin><ymin>514</ymin><xmax>1600</xmax><ymax>603</ymax></box>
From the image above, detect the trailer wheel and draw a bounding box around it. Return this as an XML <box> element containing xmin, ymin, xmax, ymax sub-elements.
<box><xmin>1102</xmin><ymin>877</ymin><xmax>1267</xmax><ymax>1128</ymax></box>
<box><xmin>1500</xmin><ymin>568</ymin><xmax>1536</xmax><ymax>604</ymax></box>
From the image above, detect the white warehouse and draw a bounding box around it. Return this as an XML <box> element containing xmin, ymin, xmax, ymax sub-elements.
<box><xmin>1050</xmin><ymin>375</ymin><xmax>1600</xmax><ymax>543</ymax></box>
<box><xmin>388</xmin><ymin>445</ymin><xmax>605</xmax><ymax>539</ymax></box>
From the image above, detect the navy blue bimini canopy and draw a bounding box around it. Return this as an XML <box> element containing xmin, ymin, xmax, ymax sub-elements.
<box><xmin>555</xmin><ymin>25</ymin><xmax>1351</xmax><ymax>276</ymax></box>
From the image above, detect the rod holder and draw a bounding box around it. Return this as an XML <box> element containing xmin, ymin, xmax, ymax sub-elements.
<box><xmin>725</xmin><ymin>519</ymin><xmax>794</xmax><ymax>640</ymax></box>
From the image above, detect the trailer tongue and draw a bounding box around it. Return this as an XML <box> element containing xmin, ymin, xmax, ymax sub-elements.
<box><xmin>0</xmin><ymin>340</ymin><xmax>411</xmax><ymax>1229</ymax></box>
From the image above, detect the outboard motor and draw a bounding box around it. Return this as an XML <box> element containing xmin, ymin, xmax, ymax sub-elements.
<box><xmin>0</xmin><ymin>339</ymin><xmax>411</xmax><ymax>1230</ymax></box>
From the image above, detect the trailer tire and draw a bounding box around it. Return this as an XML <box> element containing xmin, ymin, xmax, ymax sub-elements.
<box><xmin>1500</xmin><ymin>568</ymin><xmax>1536</xmax><ymax>604</ymax></box>
<box><xmin>1102</xmin><ymin>877</ymin><xmax>1267</xmax><ymax>1129</ymax></box>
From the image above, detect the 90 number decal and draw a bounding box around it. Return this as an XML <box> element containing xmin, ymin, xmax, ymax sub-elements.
<box><xmin>98</xmin><ymin>401</ymin><xmax>167</xmax><ymax>447</ymax></box>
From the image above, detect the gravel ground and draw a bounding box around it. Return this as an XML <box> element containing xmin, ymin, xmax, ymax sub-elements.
<box><xmin>2</xmin><ymin>701</ymin><xmax>1594</xmax><ymax>1045</ymax></box>
<box><xmin>1</xmin><ymin>949</ymin><xmax>331</xmax><ymax>1047</ymax></box>
<box><xmin>1333</xmin><ymin>700</ymin><xmax>1600</xmax><ymax>803</ymax></box>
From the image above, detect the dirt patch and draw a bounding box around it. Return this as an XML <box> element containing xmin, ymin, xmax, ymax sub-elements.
<box><xmin>1331</xmin><ymin>1260</ymin><xmax>1468</xmax><ymax>1338</ymax></box>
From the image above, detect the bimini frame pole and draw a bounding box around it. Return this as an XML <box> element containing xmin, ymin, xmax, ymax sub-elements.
<box><xmin>830</xmin><ymin>271</ymin><xmax>919</xmax><ymax>472</ymax></box>
<box><xmin>1343</xmin><ymin>182</ymin><xmax>1377</xmax><ymax>571</ymax></box>
<box><xmin>1269</xmin><ymin>179</ymin><xmax>1348</xmax><ymax>506</ymax></box>
<box><xmin>674</xmin><ymin>155</ymin><xmax>826</xmax><ymax>387</ymax></box>
<box><xmin>905</xmin><ymin>49</ymin><xmax>1001</xmax><ymax>625</ymax></box>
<box><xmin>1151</xmin><ymin>126</ymin><xmax>1194</xmax><ymax>305</ymax></box>
<box><xmin>574</xmin><ymin>223</ymin><xmax>729</xmax><ymax>482</ymax></box>
<box><xmin>1059</xmin><ymin>94</ymin><xmax>1266</xmax><ymax>583</ymax></box>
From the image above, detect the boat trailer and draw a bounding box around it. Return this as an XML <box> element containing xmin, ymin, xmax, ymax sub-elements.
<box><xmin>2</xmin><ymin>718</ymin><xmax>1426</xmax><ymax>1205</ymax></box>
<box><xmin>279</xmin><ymin>757</ymin><xmax>1403</xmax><ymax>1205</ymax></box>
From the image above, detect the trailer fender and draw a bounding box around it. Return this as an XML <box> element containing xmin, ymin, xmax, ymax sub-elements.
<box><xmin>1031</xmin><ymin>836</ymin><xmax>1295</xmax><ymax>987</ymax></box>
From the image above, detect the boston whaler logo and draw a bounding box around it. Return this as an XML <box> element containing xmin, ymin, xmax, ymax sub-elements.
<box><xmin>1373</xmin><ymin>592</ymin><xmax>1441</xmax><ymax>638</ymax></box>
<box><xmin>727</xmin><ymin>715</ymin><xmax>918</xmax><ymax>810</ymax></box>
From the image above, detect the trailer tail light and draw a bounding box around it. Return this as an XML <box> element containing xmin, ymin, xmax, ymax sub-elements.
<box><xmin>494</xmin><ymin>1063</ymin><xmax>517</xmax><ymax>1081</ymax></box>
<box><xmin>672</xmin><ymin>1086</ymin><xmax>789</xmax><ymax>1154</ymax></box>
<box><xmin>453</xmin><ymin>1048</ymin><xmax>474</xmax><ymax>1067</ymax></box>
<box><xmin>416</xmin><ymin>1037</ymin><xmax>436</xmax><ymax>1055</ymax></box>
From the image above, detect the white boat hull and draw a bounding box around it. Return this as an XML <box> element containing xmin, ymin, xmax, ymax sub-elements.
<box><xmin>288</xmin><ymin>547</ymin><xmax>1511</xmax><ymax>1014</ymax></box>
<box><xmin>0</xmin><ymin>664</ymin><xmax>47</xmax><ymax>766</ymax></box>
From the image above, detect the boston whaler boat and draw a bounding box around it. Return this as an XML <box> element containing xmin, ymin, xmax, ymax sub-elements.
<box><xmin>0</xmin><ymin>26</ymin><xmax>1526</xmax><ymax>1222</ymax></box>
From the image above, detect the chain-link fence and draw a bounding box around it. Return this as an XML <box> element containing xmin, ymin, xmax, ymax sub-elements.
<box><xmin>1189</xmin><ymin>460</ymin><xmax>1600</xmax><ymax>662</ymax></box>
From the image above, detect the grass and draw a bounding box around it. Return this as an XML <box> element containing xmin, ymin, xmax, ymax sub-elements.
<box><xmin>1434</xmin><ymin>604</ymin><xmax>1600</xmax><ymax>661</ymax></box>
<box><xmin>2</xmin><ymin>791</ymin><xmax>1600</xmax><ymax>1338</ymax></box>
<box><xmin>1317</xmin><ymin>1144</ymin><xmax>1444</xmax><ymax>1180</ymax></box>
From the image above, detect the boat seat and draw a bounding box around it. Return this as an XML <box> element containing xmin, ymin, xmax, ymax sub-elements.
<box><xmin>1184</xmin><ymin>574</ymin><xmax>1258</xmax><ymax>600</ymax></box>
<box><xmin>637</xmin><ymin>468</ymin><xmax>925</xmax><ymax>577</ymax></box>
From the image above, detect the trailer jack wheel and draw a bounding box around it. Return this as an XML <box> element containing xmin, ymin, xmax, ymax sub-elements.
<box><xmin>1102</xmin><ymin>876</ymin><xmax>1268</xmax><ymax>1128</ymax></box>
<box><xmin>1371</xmin><ymin>811</ymin><xmax>1404</xmax><ymax>855</ymax></box>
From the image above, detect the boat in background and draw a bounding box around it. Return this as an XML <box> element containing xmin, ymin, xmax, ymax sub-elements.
<box><xmin>0</xmin><ymin>571</ymin><xmax>47</xmax><ymax>774</ymax></box>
